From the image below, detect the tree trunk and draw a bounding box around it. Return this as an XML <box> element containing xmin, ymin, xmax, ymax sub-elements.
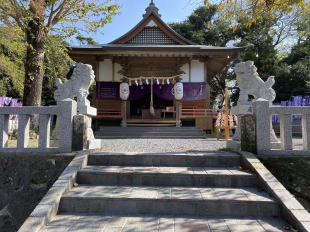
<box><xmin>23</xmin><ymin>18</ymin><xmax>47</xmax><ymax>106</ymax></box>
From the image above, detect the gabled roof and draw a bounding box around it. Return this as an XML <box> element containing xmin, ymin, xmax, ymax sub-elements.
<box><xmin>110</xmin><ymin>2</ymin><xmax>195</xmax><ymax>45</ymax></box>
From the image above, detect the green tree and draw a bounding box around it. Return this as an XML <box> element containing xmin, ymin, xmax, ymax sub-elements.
<box><xmin>274</xmin><ymin>38</ymin><xmax>310</xmax><ymax>101</ymax></box>
<box><xmin>0</xmin><ymin>25</ymin><xmax>75</xmax><ymax>105</ymax></box>
<box><xmin>0</xmin><ymin>25</ymin><xmax>25</xmax><ymax>98</ymax></box>
<box><xmin>76</xmin><ymin>35</ymin><xmax>98</xmax><ymax>45</ymax></box>
<box><xmin>0</xmin><ymin>0</ymin><xmax>119</xmax><ymax>106</ymax></box>
<box><xmin>234</xmin><ymin>18</ymin><xmax>279</xmax><ymax>80</ymax></box>
<box><xmin>170</xmin><ymin>6</ymin><xmax>235</xmax><ymax>46</ymax></box>
<box><xmin>204</xmin><ymin>0</ymin><xmax>306</xmax><ymax>27</ymax></box>
<box><xmin>42</xmin><ymin>35</ymin><xmax>73</xmax><ymax>106</ymax></box>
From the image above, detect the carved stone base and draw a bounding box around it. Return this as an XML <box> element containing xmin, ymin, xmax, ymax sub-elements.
<box><xmin>226</xmin><ymin>140</ymin><xmax>241</xmax><ymax>153</ymax></box>
<box><xmin>231</xmin><ymin>105</ymin><xmax>252</xmax><ymax>116</ymax></box>
<box><xmin>78</xmin><ymin>105</ymin><xmax>97</xmax><ymax>116</ymax></box>
<box><xmin>121</xmin><ymin>120</ymin><xmax>127</xmax><ymax>127</ymax></box>
<box><xmin>176</xmin><ymin>120</ymin><xmax>182</xmax><ymax>127</ymax></box>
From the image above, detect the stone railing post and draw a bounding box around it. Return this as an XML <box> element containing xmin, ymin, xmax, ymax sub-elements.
<box><xmin>58</xmin><ymin>99</ymin><xmax>77</xmax><ymax>152</ymax></box>
<box><xmin>39</xmin><ymin>115</ymin><xmax>51</xmax><ymax>149</ymax></box>
<box><xmin>280</xmin><ymin>114</ymin><xmax>292</xmax><ymax>150</ymax></box>
<box><xmin>253</xmin><ymin>98</ymin><xmax>271</xmax><ymax>153</ymax></box>
<box><xmin>17</xmin><ymin>115</ymin><xmax>31</xmax><ymax>148</ymax></box>
<box><xmin>302</xmin><ymin>114</ymin><xmax>310</xmax><ymax>151</ymax></box>
<box><xmin>0</xmin><ymin>115</ymin><xmax>9</xmax><ymax>148</ymax></box>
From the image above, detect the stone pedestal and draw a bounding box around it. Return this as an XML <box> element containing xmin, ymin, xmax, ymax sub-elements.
<box><xmin>240</xmin><ymin>115</ymin><xmax>256</xmax><ymax>153</ymax></box>
<box><xmin>72</xmin><ymin>106</ymin><xmax>101</xmax><ymax>151</ymax></box>
<box><xmin>78</xmin><ymin>105</ymin><xmax>97</xmax><ymax>116</ymax></box>
<box><xmin>226</xmin><ymin>114</ymin><xmax>256</xmax><ymax>153</ymax></box>
<box><xmin>72</xmin><ymin>115</ymin><xmax>101</xmax><ymax>151</ymax></box>
<box><xmin>230</xmin><ymin>104</ymin><xmax>252</xmax><ymax>141</ymax></box>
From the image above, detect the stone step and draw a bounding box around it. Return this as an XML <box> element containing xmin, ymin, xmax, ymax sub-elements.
<box><xmin>95</xmin><ymin>131</ymin><xmax>205</xmax><ymax>135</ymax></box>
<box><xmin>127</xmin><ymin>123</ymin><xmax>177</xmax><ymax>127</ymax></box>
<box><xmin>59</xmin><ymin>185</ymin><xmax>279</xmax><ymax>217</ymax></box>
<box><xmin>99</xmin><ymin>126</ymin><xmax>200</xmax><ymax>131</ymax></box>
<box><xmin>87</xmin><ymin>152</ymin><xmax>241</xmax><ymax>167</ymax></box>
<box><xmin>95</xmin><ymin>135</ymin><xmax>207</xmax><ymax>139</ymax></box>
<box><xmin>43</xmin><ymin>214</ymin><xmax>289</xmax><ymax>232</ymax></box>
<box><xmin>96</xmin><ymin>126</ymin><xmax>206</xmax><ymax>138</ymax></box>
<box><xmin>77</xmin><ymin>166</ymin><xmax>257</xmax><ymax>187</ymax></box>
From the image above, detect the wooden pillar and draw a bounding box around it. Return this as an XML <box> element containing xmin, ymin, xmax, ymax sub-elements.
<box><xmin>121</xmin><ymin>100</ymin><xmax>127</xmax><ymax>127</ymax></box>
<box><xmin>176</xmin><ymin>101</ymin><xmax>182</xmax><ymax>127</ymax></box>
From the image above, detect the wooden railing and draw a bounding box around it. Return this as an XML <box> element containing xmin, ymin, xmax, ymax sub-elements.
<box><xmin>181</xmin><ymin>107</ymin><xmax>217</xmax><ymax>119</ymax></box>
<box><xmin>93</xmin><ymin>107</ymin><xmax>122</xmax><ymax>119</ymax></box>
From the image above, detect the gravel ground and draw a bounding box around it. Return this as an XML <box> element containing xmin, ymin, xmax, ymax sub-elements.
<box><xmin>100</xmin><ymin>138</ymin><xmax>227</xmax><ymax>153</ymax></box>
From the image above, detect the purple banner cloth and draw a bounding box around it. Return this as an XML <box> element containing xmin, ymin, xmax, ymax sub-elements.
<box><xmin>96</xmin><ymin>82</ymin><xmax>120</xmax><ymax>99</ymax></box>
<box><xmin>96</xmin><ymin>82</ymin><xmax>206</xmax><ymax>101</ymax></box>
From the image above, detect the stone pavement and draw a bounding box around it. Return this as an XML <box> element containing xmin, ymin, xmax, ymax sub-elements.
<box><xmin>100</xmin><ymin>138</ymin><xmax>227</xmax><ymax>153</ymax></box>
<box><xmin>36</xmin><ymin>151</ymin><xmax>295</xmax><ymax>232</ymax></box>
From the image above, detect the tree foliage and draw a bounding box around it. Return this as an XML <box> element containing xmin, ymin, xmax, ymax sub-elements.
<box><xmin>42</xmin><ymin>35</ymin><xmax>72</xmax><ymax>106</ymax></box>
<box><xmin>274</xmin><ymin>38</ymin><xmax>310</xmax><ymax>101</ymax></box>
<box><xmin>204</xmin><ymin>0</ymin><xmax>306</xmax><ymax>25</ymax></box>
<box><xmin>170</xmin><ymin>6</ymin><xmax>235</xmax><ymax>46</ymax></box>
<box><xmin>0</xmin><ymin>0</ymin><xmax>119</xmax><ymax>105</ymax></box>
<box><xmin>0</xmin><ymin>25</ymin><xmax>74</xmax><ymax>105</ymax></box>
<box><xmin>171</xmin><ymin>3</ymin><xmax>309</xmax><ymax>107</ymax></box>
<box><xmin>0</xmin><ymin>26</ymin><xmax>25</xmax><ymax>98</ymax></box>
<box><xmin>76</xmin><ymin>35</ymin><xmax>98</xmax><ymax>45</ymax></box>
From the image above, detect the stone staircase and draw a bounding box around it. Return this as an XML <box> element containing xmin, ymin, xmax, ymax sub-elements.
<box><xmin>95</xmin><ymin>126</ymin><xmax>206</xmax><ymax>139</ymax></box>
<box><xmin>41</xmin><ymin>151</ymin><xmax>290</xmax><ymax>231</ymax></box>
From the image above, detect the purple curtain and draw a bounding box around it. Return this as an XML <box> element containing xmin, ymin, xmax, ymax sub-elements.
<box><xmin>96</xmin><ymin>82</ymin><xmax>207</xmax><ymax>101</ymax></box>
<box><xmin>129</xmin><ymin>85</ymin><xmax>151</xmax><ymax>101</ymax></box>
<box><xmin>183</xmin><ymin>83</ymin><xmax>206</xmax><ymax>101</ymax></box>
<box><xmin>96</xmin><ymin>82</ymin><xmax>120</xmax><ymax>99</ymax></box>
<box><xmin>153</xmin><ymin>84</ymin><xmax>174</xmax><ymax>101</ymax></box>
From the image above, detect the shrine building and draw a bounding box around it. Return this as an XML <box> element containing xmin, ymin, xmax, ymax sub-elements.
<box><xmin>69</xmin><ymin>1</ymin><xmax>243</xmax><ymax>130</ymax></box>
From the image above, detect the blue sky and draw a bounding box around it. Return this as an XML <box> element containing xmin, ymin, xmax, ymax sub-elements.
<box><xmin>76</xmin><ymin>0</ymin><xmax>203</xmax><ymax>45</ymax></box>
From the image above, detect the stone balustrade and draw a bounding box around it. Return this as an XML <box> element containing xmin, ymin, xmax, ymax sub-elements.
<box><xmin>0</xmin><ymin>99</ymin><xmax>77</xmax><ymax>153</ymax></box>
<box><xmin>253</xmin><ymin>98</ymin><xmax>310</xmax><ymax>155</ymax></box>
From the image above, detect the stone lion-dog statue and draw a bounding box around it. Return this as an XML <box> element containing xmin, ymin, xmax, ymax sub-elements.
<box><xmin>54</xmin><ymin>63</ymin><xmax>95</xmax><ymax>107</ymax></box>
<box><xmin>233</xmin><ymin>60</ymin><xmax>279</xmax><ymax>142</ymax></box>
<box><xmin>235</xmin><ymin>61</ymin><xmax>276</xmax><ymax>105</ymax></box>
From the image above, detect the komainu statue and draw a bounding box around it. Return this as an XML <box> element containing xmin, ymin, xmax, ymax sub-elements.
<box><xmin>232</xmin><ymin>61</ymin><xmax>278</xmax><ymax>143</ymax></box>
<box><xmin>234</xmin><ymin>61</ymin><xmax>276</xmax><ymax>105</ymax></box>
<box><xmin>54</xmin><ymin>63</ymin><xmax>95</xmax><ymax>108</ymax></box>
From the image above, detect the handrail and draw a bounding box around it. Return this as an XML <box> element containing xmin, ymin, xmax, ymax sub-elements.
<box><xmin>253</xmin><ymin>99</ymin><xmax>310</xmax><ymax>155</ymax></box>
<box><xmin>0</xmin><ymin>100</ymin><xmax>76</xmax><ymax>153</ymax></box>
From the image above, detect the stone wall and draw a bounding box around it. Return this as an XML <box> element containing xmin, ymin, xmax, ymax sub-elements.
<box><xmin>0</xmin><ymin>153</ymin><xmax>74</xmax><ymax>232</ymax></box>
